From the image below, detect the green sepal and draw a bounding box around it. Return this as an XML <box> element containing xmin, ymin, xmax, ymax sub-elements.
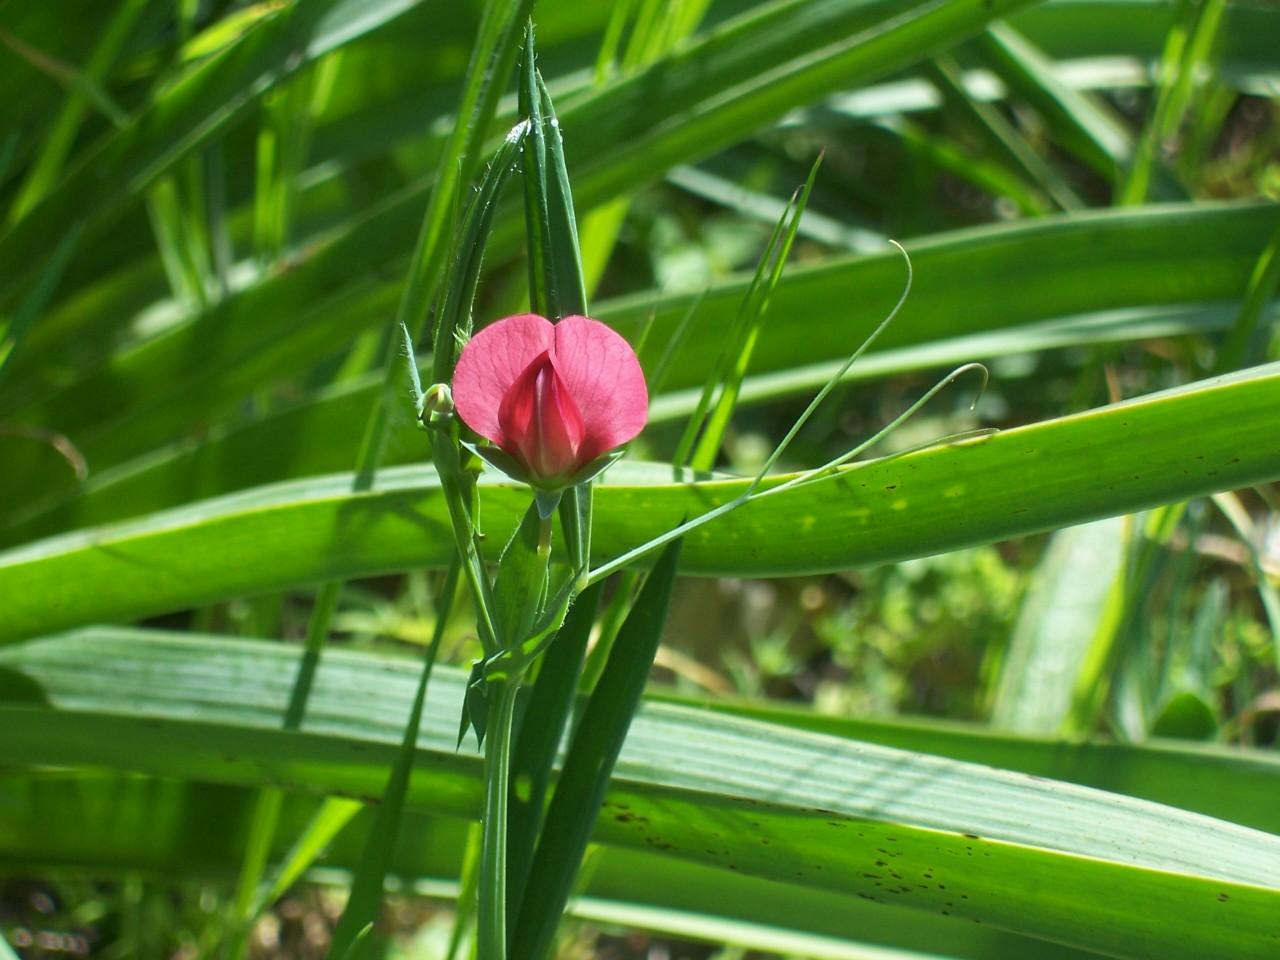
<box><xmin>534</xmin><ymin>488</ymin><xmax>561</xmax><ymax>520</ymax></box>
<box><xmin>465</xmin><ymin>442</ymin><xmax>528</xmax><ymax>485</ymax></box>
<box><xmin>563</xmin><ymin>451</ymin><xmax>624</xmax><ymax>489</ymax></box>
<box><xmin>463</xmin><ymin>442</ymin><xmax>624</xmax><ymax>493</ymax></box>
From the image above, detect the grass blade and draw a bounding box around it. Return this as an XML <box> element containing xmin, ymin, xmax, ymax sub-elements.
<box><xmin>328</xmin><ymin>561</ymin><xmax>458</xmax><ymax>958</ymax></box>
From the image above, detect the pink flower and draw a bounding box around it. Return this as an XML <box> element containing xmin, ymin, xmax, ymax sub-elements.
<box><xmin>452</xmin><ymin>313</ymin><xmax>648</xmax><ymax>488</ymax></box>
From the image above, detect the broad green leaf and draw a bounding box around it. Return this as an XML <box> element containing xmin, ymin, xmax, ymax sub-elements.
<box><xmin>0</xmin><ymin>768</ymin><xmax>1101</xmax><ymax>958</ymax></box>
<box><xmin>1</xmin><ymin>628</ymin><xmax>1278</xmax><ymax>959</ymax></box>
<box><xmin>2</xmin><ymin>364</ymin><xmax>1279</xmax><ymax>643</ymax></box>
<box><xmin>601</xmin><ymin>202</ymin><xmax>1280</xmax><ymax>395</ymax></box>
<box><xmin>683</xmin><ymin>696</ymin><xmax>1280</xmax><ymax>835</ymax></box>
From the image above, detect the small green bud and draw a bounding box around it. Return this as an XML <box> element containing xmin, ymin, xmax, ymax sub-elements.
<box><xmin>421</xmin><ymin>383</ymin><xmax>454</xmax><ymax>424</ymax></box>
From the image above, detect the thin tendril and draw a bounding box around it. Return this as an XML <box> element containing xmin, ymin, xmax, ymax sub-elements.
<box><xmin>758</xmin><ymin>362</ymin><xmax>991</xmax><ymax>500</ymax></box>
<box><xmin>748</xmin><ymin>239</ymin><xmax>913</xmax><ymax>496</ymax></box>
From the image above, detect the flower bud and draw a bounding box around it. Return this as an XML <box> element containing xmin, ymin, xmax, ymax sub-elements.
<box><xmin>421</xmin><ymin>382</ymin><xmax>455</xmax><ymax>424</ymax></box>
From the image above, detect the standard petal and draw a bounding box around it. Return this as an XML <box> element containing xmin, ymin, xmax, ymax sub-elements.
<box><xmin>452</xmin><ymin>313</ymin><xmax>556</xmax><ymax>443</ymax></box>
<box><xmin>550</xmin><ymin>315</ymin><xmax>649</xmax><ymax>461</ymax></box>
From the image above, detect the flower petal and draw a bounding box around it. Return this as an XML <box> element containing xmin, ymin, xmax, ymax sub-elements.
<box><xmin>550</xmin><ymin>315</ymin><xmax>649</xmax><ymax>461</ymax></box>
<box><xmin>497</xmin><ymin>351</ymin><xmax>586</xmax><ymax>479</ymax></box>
<box><xmin>452</xmin><ymin>313</ymin><xmax>555</xmax><ymax>444</ymax></box>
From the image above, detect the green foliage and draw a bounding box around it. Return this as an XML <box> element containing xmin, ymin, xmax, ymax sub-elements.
<box><xmin>1</xmin><ymin>0</ymin><xmax>1278</xmax><ymax>957</ymax></box>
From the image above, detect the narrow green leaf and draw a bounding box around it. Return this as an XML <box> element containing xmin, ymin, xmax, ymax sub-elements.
<box><xmin>510</xmin><ymin>536</ymin><xmax>682</xmax><ymax>960</ymax></box>
<box><xmin>228</xmin><ymin>787</ymin><xmax>286</xmax><ymax>957</ymax></box>
<box><xmin>980</xmin><ymin>22</ymin><xmax>1134</xmax><ymax>182</ymax></box>
<box><xmin>535</xmin><ymin>71</ymin><xmax>587</xmax><ymax>318</ymax></box>
<box><xmin>0</xmin><ymin>221</ymin><xmax>82</xmax><ymax>389</ymax></box>
<box><xmin>520</xmin><ymin>23</ymin><xmax>553</xmax><ymax>320</ymax></box>
<box><xmin>990</xmin><ymin>517</ymin><xmax>1129</xmax><ymax>733</ymax></box>
<box><xmin>0</xmin><ymin>23</ymin><xmax>128</xmax><ymax>129</ymax></box>
<box><xmin>354</xmin><ymin>0</ymin><xmax>535</xmax><ymax>506</ymax></box>
<box><xmin>926</xmin><ymin>54</ymin><xmax>1082</xmax><ymax>211</ymax></box>
<box><xmin>254</xmin><ymin>795</ymin><xmax>363</xmax><ymax>915</ymax></box>
<box><xmin>407</xmin><ymin>0</ymin><xmax>538</xmax><ymax>350</ymax></box>
<box><xmin>684</xmin><ymin>156</ymin><xmax>820</xmax><ymax>473</ymax></box>
<box><xmin>429</xmin><ymin>122</ymin><xmax>529</xmax><ymax>385</ymax></box>
<box><xmin>1212</xmin><ymin>493</ymin><xmax>1280</xmax><ymax>669</ymax></box>
<box><xmin>334</xmin><ymin>924</ymin><xmax>374</xmax><ymax>960</ymax></box>
<box><xmin>1118</xmin><ymin>0</ymin><xmax>1224</xmax><ymax>205</ymax></box>
<box><xmin>1066</xmin><ymin>504</ymin><xmax>1186</xmax><ymax>738</ymax></box>
<box><xmin>328</xmin><ymin>648</ymin><xmax>427</xmax><ymax>958</ymax></box>
<box><xmin>329</xmin><ymin>563</ymin><xmax>457</xmax><ymax>958</ymax></box>
<box><xmin>519</xmin><ymin>24</ymin><xmax>588</xmax><ymax>321</ymax></box>
<box><xmin>5</xmin><ymin>0</ymin><xmax>149</xmax><ymax>223</ymax></box>
<box><xmin>506</xmin><ymin>581</ymin><xmax>604</xmax><ymax>923</ymax></box>
<box><xmin>145</xmin><ymin>174</ymin><xmax>211</xmax><ymax>309</ymax></box>
<box><xmin>1214</xmin><ymin>208</ymin><xmax>1280</xmax><ymax>373</ymax></box>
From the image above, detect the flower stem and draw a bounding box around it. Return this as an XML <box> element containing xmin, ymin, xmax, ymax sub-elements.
<box><xmin>537</xmin><ymin>514</ymin><xmax>553</xmax><ymax>558</ymax></box>
<box><xmin>478</xmin><ymin>678</ymin><xmax>521</xmax><ymax>960</ymax></box>
<box><xmin>430</xmin><ymin>430</ymin><xmax>502</xmax><ymax>656</ymax></box>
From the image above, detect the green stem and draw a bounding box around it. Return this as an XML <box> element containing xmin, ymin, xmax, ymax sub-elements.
<box><xmin>430</xmin><ymin>431</ymin><xmax>502</xmax><ymax>655</ymax></box>
<box><xmin>478</xmin><ymin>679</ymin><xmax>521</xmax><ymax>960</ymax></box>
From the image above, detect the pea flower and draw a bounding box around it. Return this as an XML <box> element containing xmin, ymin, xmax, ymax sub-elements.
<box><xmin>452</xmin><ymin>313</ymin><xmax>648</xmax><ymax>491</ymax></box>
